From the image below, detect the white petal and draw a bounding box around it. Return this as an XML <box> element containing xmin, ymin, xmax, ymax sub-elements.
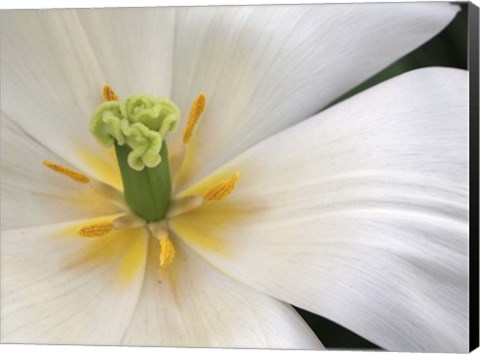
<box><xmin>170</xmin><ymin>68</ymin><xmax>469</xmax><ymax>352</ymax></box>
<box><xmin>122</xmin><ymin>238</ymin><xmax>323</xmax><ymax>349</ymax></box>
<box><xmin>1</xmin><ymin>114</ymin><xmax>122</xmax><ymax>230</ymax></box>
<box><xmin>1</xmin><ymin>219</ymin><xmax>148</xmax><ymax>344</ymax></box>
<box><xmin>171</xmin><ymin>3</ymin><xmax>459</xmax><ymax>192</ymax></box>
<box><xmin>0</xmin><ymin>9</ymin><xmax>174</xmax><ymax>185</ymax></box>
<box><xmin>75</xmin><ymin>8</ymin><xmax>175</xmax><ymax>97</ymax></box>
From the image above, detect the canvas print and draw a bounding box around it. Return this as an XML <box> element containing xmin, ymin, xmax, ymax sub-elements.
<box><xmin>0</xmin><ymin>2</ymin><xmax>473</xmax><ymax>352</ymax></box>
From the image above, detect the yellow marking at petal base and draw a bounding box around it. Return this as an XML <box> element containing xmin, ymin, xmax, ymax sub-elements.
<box><xmin>168</xmin><ymin>202</ymin><xmax>250</xmax><ymax>256</ymax></box>
<box><xmin>117</xmin><ymin>230</ymin><xmax>149</xmax><ymax>283</ymax></box>
<box><xmin>44</xmin><ymin>187</ymin><xmax>123</xmax><ymax>219</ymax></box>
<box><xmin>203</xmin><ymin>172</ymin><xmax>240</xmax><ymax>201</ymax></box>
<box><xmin>183</xmin><ymin>93</ymin><xmax>206</xmax><ymax>144</ymax></box>
<box><xmin>41</xmin><ymin>160</ymin><xmax>90</xmax><ymax>184</ymax></box>
<box><xmin>58</xmin><ymin>224</ymin><xmax>78</xmax><ymax>238</ymax></box>
<box><xmin>103</xmin><ymin>85</ymin><xmax>118</xmax><ymax>101</ymax></box>
<box><xmin>60</xmin><ymin>219</ymin><xmax>148</xmax><ymax>285</ymax></box>
<box><xmin>77</xmin><ymin>147</ymin><xmax>123</xmax><ymax>191</ymax></box>
<box><xmin>159</xmin><ymin>235</ymin><xmax>175</xmax><ymax>268</ymax></box>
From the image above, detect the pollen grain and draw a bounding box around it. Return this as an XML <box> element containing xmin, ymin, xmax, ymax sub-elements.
<box><xmin>183</xmin><ymin>93</ymin><xmax>206</xmax><ymax>144</ymax></box>
<box><xmin>103</xmin><ymin>85</ymin><xmax>119</xmax><ymax>102</ymax></box>
<box><xmin>41</xmin><ymin>160</ymin><xmax>90</xmax><ymax>184</ymax></box>
<box><xmin>203</xmin><ymin>172</ymin><xmax>240</xmax><ymax>202</ymax></box>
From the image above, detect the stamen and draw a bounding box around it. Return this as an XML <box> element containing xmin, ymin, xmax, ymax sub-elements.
<box><xmin>147</xmin><ymin>222</ymin><xmax>175</xmax><ymax>269</ymax></box>
<box><xmin>203</xmin><ymin>172</ymin><xmax>240</xmax><ymax>201</ymax></box>
<box><xmin>147</xmin><ymin>221</ymin><xmax>168</xmax><ymax>239</ymax></box>
<box><xmin>113</xmin><ymin>214</ymin><xmax>147</xmax><ymax>229</ymax></box>
<box><xmin>166</xmin><ymin>196</ymin><xmax>204</xmax><ymax>218</ymax></box>
<box><xmin>159</xmin><ymin>235</ymin><xmax>175</xmax><ymax>269</ymax></box>
<box><xmin>77</xmin><ymin>222</ymin><xmax>113</xmax><ymax>237</ymax></box>
<box><xmin>42</xmin><ymin>160</ymin><xmax>128</xmax><ymax>212</ymax></box>
<box><xmin>41</xmin><ymin>160</ymin><xmax>90</xmax><ymax>184</ymax></box>
<box><xmin>183</xmin><ymin>93</ymin><xmax>206</xmax><ymax>144</ymax></box>
<box><xmin>103</xmin><ymin>85</ymin><xmax>118</xmax><ymax>102</ymax></box>
<box><xmin>89</xmin><ymin>179</ymin><xmax>127</xmax><ymax>209</ymax></box>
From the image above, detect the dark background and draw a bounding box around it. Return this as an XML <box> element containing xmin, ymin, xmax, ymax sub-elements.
<box><xmin>296</xmin><ymin>3</ymin><xmax>469</xmax><ymax>350</ymax></box>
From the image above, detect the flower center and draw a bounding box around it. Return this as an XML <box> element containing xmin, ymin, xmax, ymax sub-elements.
<box><xmin>90</xmin><ymin>89</ymin><xmax>180</xmax><ymax>222</ymax></box>
<box><xmin>41</xmin><ymin>86</ymin><xmax>239</xmax><ymax>269</ymax></box>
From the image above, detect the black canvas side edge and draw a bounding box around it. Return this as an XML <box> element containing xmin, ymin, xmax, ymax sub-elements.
<box><xmin>469</xmin><ymin>1</ymin><xmax>480</xmax><ymax>352</ymax></box>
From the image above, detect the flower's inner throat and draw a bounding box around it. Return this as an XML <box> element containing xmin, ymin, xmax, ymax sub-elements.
<box><xmin>41</xmin><ymin>85</ymin><xmax>239</xmax><ymax>269</ymax></box>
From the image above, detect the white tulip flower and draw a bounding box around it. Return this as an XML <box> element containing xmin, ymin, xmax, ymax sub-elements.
<box><xmin>0</xmin><ymin>3</ymin><xmax>469</xmax><ymax>352</ymax></box>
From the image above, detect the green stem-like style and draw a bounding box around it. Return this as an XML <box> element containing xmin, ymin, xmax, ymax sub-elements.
<box><xmin>115</xmin><ymin>143</ymin><xmax>171</xmax><ymax>222</ymax></box>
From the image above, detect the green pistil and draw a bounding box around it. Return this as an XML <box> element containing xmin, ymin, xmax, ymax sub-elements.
<box><xmin>90</xmin><ymin>94</ymin><xmax>180</xmax><ymax>221</ymax></box>
<box><xmin>115</xmin><ymin>143</ymin><xmax>171</xmax><ymax>222</ymax></box>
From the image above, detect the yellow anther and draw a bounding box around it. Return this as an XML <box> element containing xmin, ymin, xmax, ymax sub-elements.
<box><xmin>203</xmin><ymin>172</ymin><xmax>240</xmax><ymax>202</ymax></box>
<box><xmin>103</xmin><ymin>85</ymin><xmax>118</xmax><ymax>102</ymax></box>
<box><xmin>77</xmin><ymin>222</ymin><xmax>113</xmax><ymax>237</ymax></box>
<box><xmin>159</xmin><ymin>235</ymin><xmax>175</xmax><ymax>269</ymax></box>
<box><xmin>183</xmin><ymin>93</ymin><xmax>206</xmax><ymax>144</ymax></box>
<box><xmin>41</xmin><ymin>160</ymin><xmax>90</xmax><ymax>184</ymax></box>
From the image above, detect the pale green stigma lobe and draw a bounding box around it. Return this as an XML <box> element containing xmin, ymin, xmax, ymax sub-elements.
<box><xmin>90</xmin><ymin>95</ymin><xmax>180</xmax><ymax>171</ymax></box>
